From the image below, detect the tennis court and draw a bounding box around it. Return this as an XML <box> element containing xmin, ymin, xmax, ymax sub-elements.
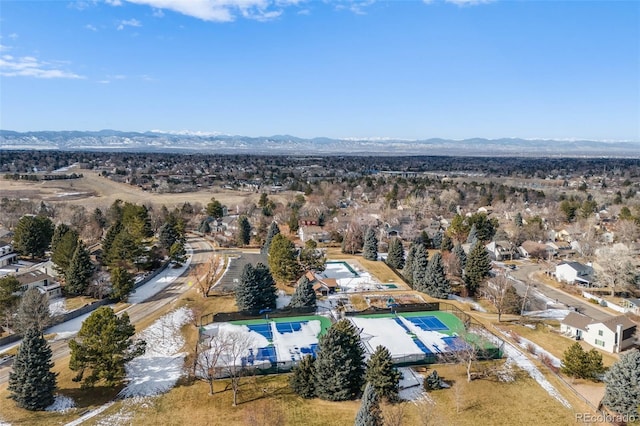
<box><xmin>350</xmin><ymin>310</ymin><xmax>471</xmax><ymax>360</ymax></box>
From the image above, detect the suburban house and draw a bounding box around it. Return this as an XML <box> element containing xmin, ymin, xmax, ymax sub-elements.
<box><xmin>15</xmin><ymin>270</ymin><xmax>62</xmax><ymax>298</ymax></box>
<box><xmin>561</xmin><ymin>311</ymin><xmax>636</xmax><ymax>353</ymax></box>
<box><xmin>622</xmin><ymin>298</ymin><xmax>640</xmax><ymax>315</ymax></box>
<box><xmin>518</xmin><ymin>240</ymin><xmax>552</xmax><ymax>259</ymax></box>
<box><xmin>298</xmin><ymin>226</ymin><xmax>331</xmax><ymax>243</ymax></box>
<box><xmin>485</xmin><ymin>241</ymin><xmax>519</xmax><ymax>261</ymax></box>
<box><xmin>555</xmin><ymin>261</ymin><xmax>594</xmax><ymax>286</ymax></box>
<box><xmin>300</xmin><ymin>271</ymin><xmax>338</xmax><ymax>296</ymax></box>
<box><xmin>0</xmin><ymin>239</ymin><xmax>18</xmax><ymax>268</ymax></box>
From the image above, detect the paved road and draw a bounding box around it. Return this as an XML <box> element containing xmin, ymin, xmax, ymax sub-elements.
<box><xmin>510</xmin><ymin>263</ymin><xmax>613</xmax><ymax>321</ymax></box>
<box><xmin>0</xmin><ymin>235</ymin><xmax>213</xmax><ymax>384</ymax></box>
<box><xmin>214</xmin><ymin>252</ymin><xmax>267</xmax><ymax>292</ymax></box>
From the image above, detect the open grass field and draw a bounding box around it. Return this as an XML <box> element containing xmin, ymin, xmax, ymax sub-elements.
<box><xmin>0</xmin><ymin>169</ymin><xmax>273</xmax><ymax>211</ymax></box>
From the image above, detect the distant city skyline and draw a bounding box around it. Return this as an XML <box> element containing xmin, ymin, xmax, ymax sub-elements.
<box><xmin>1</xmin><ymin>0</ymin><xmax>638</xmax><ymax>141</ymax></box>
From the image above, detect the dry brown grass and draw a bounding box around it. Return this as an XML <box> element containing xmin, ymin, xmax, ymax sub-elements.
<box><xmin>349</xmin><ymin>295</ymin><xmax>369</xmax><ymax>310</ymax></box>
<box><xmin>499</xmin><ymin>323</ymin><xmax>618</xmax><ymax>367</ymax></box>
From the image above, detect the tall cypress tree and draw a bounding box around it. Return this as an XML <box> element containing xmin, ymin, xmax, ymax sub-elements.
<box><xmin>365</xmin><ymin>345</ymin><xmax>401</xmax><ymax>402</ymax></box>
<box><xmin>236</xmin><ymin>215</ymin><xmax>251</xmax><ymax>246</ymax></box>
<box><xmin>290</xmin><ymin>354</ymin><xmax>316</xmax><ymax>398</ymax></box>
<box><xmin>412</xmin><ymin>244</ymin><xmax>429</xmax><ymax>293</ymax></box>
<box><xmin>289</xmin><ymin>275</ymin><xmax>316</xmax><ymax>309</ymax></box>
<box><xmin>261</xmin><ymin>221</ymin><xmax>280</xmax><ymax>255</ymax></box>
<box><xmin>440</xmin><ymin>233</ymin><xmax>454</xmax><ymax>252</ymax></box>
<box><xmin>464</xmin><ymin>241</ymin><xmax>491</xmax><ymax>296</ymax></box>
<box><xmin>386</xmin><ymin>238</ymin><xmax>405</xmax><ymax>270</ymax></box>
<box><xmin>424</xmin><ymin>252</ymin><xmax>451</xmax><ymax>299</ymax></box>
<box><xmin>354</xmin><ymin>382</ymin><xmax>383</xmax><ymax>426</ymax></box>
<box><xmin>403</xmin><ymin>243</ymin><xmax>417</xmax><ymax>286</ymax></box>
<box><xmin>8</xmin><ymin>326</ymin><xmax>57</xmax><ymax>411</ymax></box>
<box><xmin>362</xmin><ymin>228</ymin><xmax>378</xmax><ymax>261</ymax></box>
<box><xmin>602</xmin><ymin>349</ymin><xmax>640</xmax><ymax>417</ymax></box>
<box><xmin>452</xmin><ymin>243</ymin><xmax>467</xmax><ymax>270</ymax></box>
<box><xmin>315</xmin><ymin>320</ymin><xmax>365</xmax><ymax>401</ymax></box>
<box><xmin>65</xmin><ymin>241</ymin><xmax>94</xmax><ymax>296</ymax></box>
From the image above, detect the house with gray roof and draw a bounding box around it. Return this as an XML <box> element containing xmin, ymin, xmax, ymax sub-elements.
<box><xmin>561</xmin><ymin>311</ymin><xmax>636</xmax><ymax>353</ymax></box>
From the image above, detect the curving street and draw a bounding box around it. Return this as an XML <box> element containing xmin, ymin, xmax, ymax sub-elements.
<box><xmin>0</xmin><ymin>234</ymin><xmax>213</xmax><ymax>385</ymax></box>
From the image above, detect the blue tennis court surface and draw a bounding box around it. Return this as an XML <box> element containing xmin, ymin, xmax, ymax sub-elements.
<box><xmin>244</xmin><ymin>346</ymin><xmax>277</xmax><ymax>365</ymax></box>
<box><xmin>404</xmin><ymin>315</ymin><xmax>448</xmax><ymax>331</ymax></box>
<box><xmin>275</xmin><ymin>321</ymin><xmax>304</xmax><ymax>334</ymax></box>
<box><xmin>247</xmin><ymin>324</ymin><xmax>272</xmax><ymax>340</ymax></box>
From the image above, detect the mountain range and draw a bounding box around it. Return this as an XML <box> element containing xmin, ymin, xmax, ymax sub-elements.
<box><xmin>0</xmin><ymin>130</ymin><xmax>638</xmax><ymax>157</ymax></box>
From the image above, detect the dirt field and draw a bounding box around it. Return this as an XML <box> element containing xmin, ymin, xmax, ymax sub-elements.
<box><xmin>0</xmin><ymin>170</ymin><xmax>265</xmax><ymax>211</ymax></box>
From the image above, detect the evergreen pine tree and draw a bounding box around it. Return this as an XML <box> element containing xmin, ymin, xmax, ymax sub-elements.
<box><xmin>69</xmin><ymin>307</ymin><xmax>145</xmax><ymax>387</ymax></box>
<box><xmin>268</xmin><ymin>234</ymin><xmax>302</xmax><ymax>284</ymax></box>
<box><xmin>354</xmin><ymin>382</ymin><xmax>383</xmax><ymax>426</ymax></box>
<box><xmin>561</xmin><ymin>342</ymin><xmax>588</xmax><ymax>379</ymax></box>
<box><xmin>159</xmin><ymin>222</ymin><xmax>180</xmax><ymax>250</ymax></box>
<box><xmin>440</xmin><ymin>233</ymin><xmax>454</xmax><ymax>252</ymax></box>
<box><xmin>235</xmin><ymin>263</ymin><xmax>277</xmax><ymax>312</ymax></box>
<box><xmin>431</xmin><ymin>231</ymin><xmax>443</xmax><ymax>251</ymax></box>
<box><xmin>412</xmin><ymin>244</ymin><xmax>429</xmax><ymax>292</ymax></box>
<box><xmin>315</xmin><ymin>320</ymin><xmax>365</xmax><ymax>401</ymax></box>
<box><xmin>236</xmin><ymin>215</ymin><xmax>251</xmax><ymax>246</ymax></box>
<box><xmin>464</xmin><ymin>242</ymin><xmax>491</xmax><ymax>296</ymax></box>
<box><xmin>424</xmin><ymin>252</ymin><xmax>451</xmax><ymax>299</ymax></box>
<box><xmin>289</xmin><ymin>354</ymin><xmax>316</xmax><ymax>398</ymax></box>
<box><xmin>289</xmin><ymin>276</ymin><xmax>317</xmax><ymax>309</ymax></box>
<box><xmin>261</xmin><ymin>221</ymin><xmax>281</xmax><ymax>254</ymax></box>
<box><xmin>602</xmin><ymin>349</ymin><xmax>640</xmax><ymax>417</ymax></box>
<box><xmin>402</xmin><ymin>243</ymin><xmax>417</xmax><ymax>286</ymax></box>
<box><xmin>514</xmin><ymin>212</ymin><xmax>524</xmax><ymax>228</ymax></box>
<box><xmin>467</xmin><ymin>224</ymin><xmax>478</xmax><ymax>246</ymax></box>
<box><xmin>51</xmin><ymin>227</ymin><xmax>78</xmax><ymax>278</ymax></box>
<box><xmin>362</xmin><ymin>228</ymin><xmax>378</xmax><ymax>261</ymax></box>
<box><xmin>102</xmin><ymin>221</ymin><xmax>123</xmax><ymax>261</ymax></box>
<box><xmin>299</xmin><ymin>239</ymin><xmax>327</xmax><ymax>273</ymax></box>
<box><xmin>424</xmin><ymin>369</ymin><xmax>443</xmax><ymax>391</ymax></box>
<box><xmin>453</xmin><ymin>243</ymin><xmax>467</xmax><ymax>270</ymax></box>
<box><xmin>365</xmin><ymin>345</ymin><xmax>401</xmax><ymax>402</ymax></box>
<box><xmin>8</xmin><ymin>326</ymin><xmax>57</xmax><ymax>410</ymax></box>
<box><xmin>386</xmin><ymin>238</ymin><xmax>405</xmax><ymax>270</ymax></box>
<box><xmin>65</xmin><ymin>241</ymin><xmax>94</xmax><ymax>296</ymax></box>
<box><xmin>169</xmin><ymin>240</ymin><xmax>187</xmax><ymax>266</ymax></box>
<box><xmin>110</xmin><ymin>267</ymin><xmax>135</xmax><ymax>302</ymax></box>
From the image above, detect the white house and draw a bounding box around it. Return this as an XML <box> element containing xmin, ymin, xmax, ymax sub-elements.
<box><xmin>561</xmin><ymin>312</ymin><xmax>636</xmax><ymax>353</ymax></box>
<box><xmin>622</xmin><ymin>298</ymin><xmax>640</xmax><ymax>315</ymax></box>
<box><xmin>15</xmin><ymin>270</ymin><xmax>61</xmax><ymax>298</ymax></box>
<box><xmin>555</xmin><ymin>261</ymin><xmax>594</xmax><ymax>286</ymax></box>
<box><xmin>485</xmin><ymin>241</ymin><xmax>519</xmax><ymax>261</ymax></box>
<box><xmin>0</xmin><ymin>239</ymin><xmax>18</xmax><ymax>268</ymax></box>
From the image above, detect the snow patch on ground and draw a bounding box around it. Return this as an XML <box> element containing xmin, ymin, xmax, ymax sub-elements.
<box><xmin>49</xmin><ymin>298</ymin><xmax>69</xmax><ymax>316</ymax></box>
<box><xmin>64</xmin><ymin>402</ymin><xmax>115</xmax><ymax>426</ymax></box>
<box><xmin>398</xmin><ymin>367</ymin><xmax>425</xmax><ymax>401</ymax></box>
<box><xmin>515</xmin><ymin>336</ymin><xmax>562</xmax><ymax>368</ymax></box>
<box><xmin>523</xmin><ymin>309</ymin><xmax>570</xmax><ymax>320</ymax></box>
<box><xmin>351</xmin><ymin>316</ymin><xmax>422</xmax><ymax>357</ymax></box>
<box><xmin>95</xmin><ymin>396</ymin><xmax>153</xmax><ymax>426</ymax></box>
<box><xmin>276</xmin><ymin>291</ymin><xmax>291</xmax><ymax>309</ymax></box>
<box><xmin>272</xmin><ymin>320</ymin><xmax>320</xmax><ymax>363</ymax></box>
<box><xmin>486</xmin><ymin>329</ymin><xmax>571</xmax><ymax>408</ymax></box>
<box><xmin>119</xmin><ymin>307</ymin><xmax>193</xmax><ymax>398</ymax></box>
<box><xmin>448</xmin><ymin>294</ymin><xmax>487</xmax><ymax>312</ymax></box>
<box><xmin>127</xmin><ymin>245</ymin><xmax>192</xmax><ymax>304</ymax></box>
<box><xmin>46</xmin><ymin>394</ymin><xmax>76</xmax><ymax>413</ymax></box>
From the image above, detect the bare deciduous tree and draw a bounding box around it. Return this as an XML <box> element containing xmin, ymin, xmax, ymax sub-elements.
<box><xmin>194</xmin><ymin>254</ymin><xmax>225</xmax><ymax>297</ymax></box>
<box><xmin>194</xmin><ymin>327</ymin><xmax>232</xmax><ymax>395</ymax></box>
<box><xmin>438</xmin><ymin>326</ymin><xmax>494</xmax><ymax>382</ymax></box>
<box><xmin>382</xmin><ymin>401</ymin><xmax>407</xmax><ymax>426</ymax></box>
<box><xmin>596</xmin><ymin>248</ymin><xmax>637</xmax><ymax>296</ymax></box>
<box><xmin>481</xmin><ymin>273</ymin><xmax>521</xmax><ymax>322</ymax></box>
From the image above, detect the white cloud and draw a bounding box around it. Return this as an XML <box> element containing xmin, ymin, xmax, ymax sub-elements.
<box><xmin>85</xmin><ymin>24</ymin><xmax>98</xmax><ymax>31</ymax></box>
<box><xmin>0</xmin><ymin>44</ymin><xmax>10</xmax><ymax>51</ymax></box>
<box><xmin>117</xmin><ymin>18</ymin><xmax>142</xmax><ymax>30</ymax></box>
<box><xmin>152</xmin><ymin>8</ymin><xmax>164</xmax><ymax>17</ymax></box>
<box><xmin>8</xmin><ymin>33</ymin><xmax>19</xmax><ymax>39</ymax></box>
<box><xmin>119</xmin><ymin>0</ymin><xmax>286</xmax><ymax>22</ymax></box>
<box><xmin>0</xmin><ymin>54</ymin><xmax>84</xmax><ymax>79</ymax></box>
<box><xmin>105</xmin><ymin>0</ymin><xmax>123</xmax><ymax>5</ymax></box>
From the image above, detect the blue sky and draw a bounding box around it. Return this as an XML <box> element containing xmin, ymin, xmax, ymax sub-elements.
<box><xmin>0</xmin><ymin>0</ymin><xmax>638</xmax><ymax>141</ymax></box>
